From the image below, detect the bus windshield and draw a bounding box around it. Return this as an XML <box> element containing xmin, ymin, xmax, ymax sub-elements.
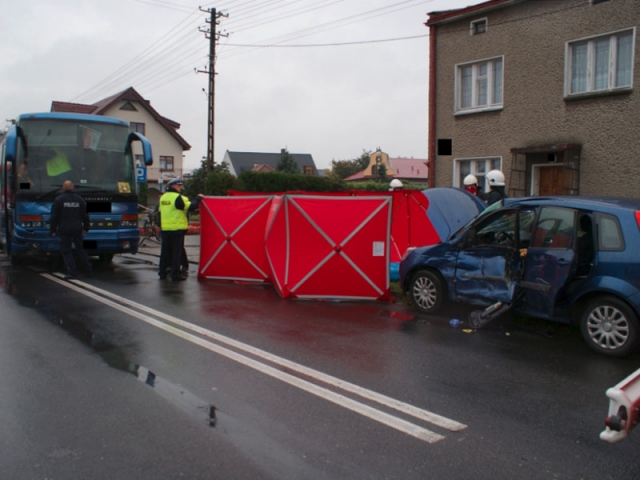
<box><xmin>16</xmin><ymin>118</ymin><xmax>134</xmax><ymax>196</ymax></box>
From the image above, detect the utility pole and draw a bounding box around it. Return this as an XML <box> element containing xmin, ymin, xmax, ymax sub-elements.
<box><xmin>198</xmin><ymin>7</ymin><xmax>228</xmax><ymax>172</ymax></box>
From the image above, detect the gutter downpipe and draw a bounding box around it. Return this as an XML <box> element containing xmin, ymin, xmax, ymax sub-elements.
<box><xmin>428</xmin><ymin>23</ymin><xmax>436</xmax><ymax>189</ymax></box>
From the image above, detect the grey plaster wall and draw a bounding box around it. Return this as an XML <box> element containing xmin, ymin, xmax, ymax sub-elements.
<box><xmin>431</xmin><ymin>0</ymin><xmax>640</xmax><ymax>197</ymax></box>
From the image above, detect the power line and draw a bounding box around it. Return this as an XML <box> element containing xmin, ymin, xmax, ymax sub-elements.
<box><xmin>71</xmin><ymin>9</ymin><xmax>201</xmax><ymax>103</ymax></box>
<box><xmin>74</xmin><ymin>0</ymin><xmax>588</xmax><ymax>104</ymax></box>
<box><xmin>218</xmin><ymin>0</ymin><xmax>436</xmax><ymax>58</ymax></box>
<box><xmin>222</xmin><ymin>33</ymin><xmax>428</xmax><ymax>48</ymax></box>
<box><xmin>131</xmin><ymin>0</ymin><xmax>194</xmax><ymax>12</ymax></box>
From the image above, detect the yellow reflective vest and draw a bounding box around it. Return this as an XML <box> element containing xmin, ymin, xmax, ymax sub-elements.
<box><xmin>159</xmin><ymin>191</ymin><xmax>191</xmax><ymax>231</ymax></box>
<box><xmin>46</xmin><ymin>147</ymin><xmax>72</xmax><ymax>177</ymax></box>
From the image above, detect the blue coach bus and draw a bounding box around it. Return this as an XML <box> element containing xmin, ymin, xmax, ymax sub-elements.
<box><xmin>0</xmin><ymin>112</ymin><xmax>153</xmax><ymax>263</ymax></box>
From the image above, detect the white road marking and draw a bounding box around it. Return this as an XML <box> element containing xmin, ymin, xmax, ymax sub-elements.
<box><xmin>43</xmin><ymin>272</ymin><xmax>467</xmax><ymax>442</ymax></box>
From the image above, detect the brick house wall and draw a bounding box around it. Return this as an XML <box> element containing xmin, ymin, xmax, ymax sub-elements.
<box><xmin>428</xmin><ymin>0</ymin><xmax>640</xmax><ymax>197</ymax></box>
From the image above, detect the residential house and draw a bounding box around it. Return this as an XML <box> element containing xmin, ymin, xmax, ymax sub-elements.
<box><xmin>52</xmin><ymin>86</ymin><xmax>191</xmax><ymax>206</ymax></box>
<box><xmin>222</xmin><ymin>149</ymin><xmax>318</xmax><ymax>176</ymax></box>
<box><xmin>387</xmin><ymin>157</ymin><xmax>429</xmax><ymax>187</ymax></box>
<box><xmin>425</xmin><ymin>0</ymin><xmax>639</xmax><ymax>197</ymax></box>
<box><xmin>344</xmin><ymin>149</ymin><xmax>429</xmax><ymax>187</ymax></box>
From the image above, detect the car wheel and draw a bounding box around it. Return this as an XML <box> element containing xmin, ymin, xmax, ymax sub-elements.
<box><xmin>580</xmin><ymin>296</ymin><xmax>639</xmax><ymax>357</ymax></box>
<box><xmin>409</xmin><ymin>269</ymin><xmax>444</xmax><ymax>314</ymax></box>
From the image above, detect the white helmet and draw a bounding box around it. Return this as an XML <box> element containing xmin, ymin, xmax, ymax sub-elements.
<box><xmin>389</xmin><ymin>179</ymin><xmax>403</xmax><ymax>191</ymax></box>
<box><xmin>463</xmin><ymin>174</ymin><xmax>478</xmax><ymax>186</ymax></box>
<box><xmin>486</xmin><ymin>170</ymin><xmax>505</xmax><ymax>187</ymax></box>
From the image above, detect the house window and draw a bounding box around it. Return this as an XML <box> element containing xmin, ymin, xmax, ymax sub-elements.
<box><xmin>134</xmin><ymin>154</ymin><xmax>144</xmax><ymax>167</ymax></box>
<box><xmin>302</xmin><ymin>165</ymin><xmax>315</xmax><ymax>176</ymax></box>
<box><xmin>159</xmin><ymin>156</ymin><xmax>174</xmax><ymax>172</ymax></box>
<box><xmin>130</xmin><ymin>122</ymin><xmax>145</xmax><ymax>135</ymax></box>
<box><xmin>455</xmin><ymin>56</ymin><xmax>503</xmax><ymax>114</ymax></box>
<box><xmin>566</xmin><ymin>28</ymin><xmax>635</xmax><ymax>96</ymax></box>
<box><xmin>120</xmin><ymin>101</ymin><xmax>137</xmax><ymax>111</ymax></box>
<box><xmin>455</xmin><ymin>157</ymin><xmax>501</xmax><ymax>193</ymax></box>
<box><xmin>470</xmin><ymin>18</ymin><xmax>487</xmax><ymax>36</ymax></box>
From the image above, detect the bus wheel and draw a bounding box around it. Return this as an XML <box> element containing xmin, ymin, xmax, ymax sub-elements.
<box><xmin>99</xmin><ymin>254</ymin><xmax>114</xmax><ymax>263</ymax></box>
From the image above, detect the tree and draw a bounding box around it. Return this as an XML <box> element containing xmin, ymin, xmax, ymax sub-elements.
<box><xmin>184</xmin><ymin>157</ymin><xmax>231</xmax><ymax>197</ymax></box>
<box><xmin>138</xmin><ymin>182</ymin><xmax>149</xmax><ymax>207</ymax></box>
<box><xmin>330</xmin><ymin>150</ymin><xmax>371</xmax><ymax>179</ymax></box>
<box><xmin>374</xmin><ymin>162</ymin><xmax>388</xmax><ymax>181</ymax></box>
<box><xmin>183</xmin><ymin>158</ymin><xmax>208</xmax><ymax>198</ymax></box>
<box><xmin>275</xmin><ymin>148</ymin><xmax>299</xmax><ymax>174</ymax></box>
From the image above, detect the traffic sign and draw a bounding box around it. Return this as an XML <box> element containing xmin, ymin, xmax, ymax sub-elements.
<box><xmin>136</xmin><ymin>166</ymin><xmax>147</xmax><ymax>183</ymax></box>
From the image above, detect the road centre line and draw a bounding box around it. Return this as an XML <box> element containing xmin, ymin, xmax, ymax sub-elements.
<box><xmin>43</xmin><ymin>273</ymin><xmax>466</xmax><ymax>440</ymax></box>
<box><xmin>45</xmin><ymin>272</ymin><xmax>466</xmax><ymax>432</ymax></box>
<box><xmin>56</xmin><ymin>274</ymin><xmax>466</xmax><ymax>432</ymax></box>
<box><xmin>43</xmin><ymin>273</ymin><xmax>442</xmax><ymax>443</ymax></box>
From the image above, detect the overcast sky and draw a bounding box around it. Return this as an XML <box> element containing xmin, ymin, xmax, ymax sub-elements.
<box><xmin>1</xmin><ymin>0</ymin><xmax>482</xmax><ymax>171</ymax></box>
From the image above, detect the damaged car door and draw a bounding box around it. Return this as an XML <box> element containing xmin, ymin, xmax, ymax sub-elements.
<box><xmin>519</xmin><ymin>206</ymin><xmax>577</xmax><ymax>320</ymax></box>
<box><xmin>453</xmin><ymin>208</ymin><xmax>527</xmax><ymax>306</ymax></box>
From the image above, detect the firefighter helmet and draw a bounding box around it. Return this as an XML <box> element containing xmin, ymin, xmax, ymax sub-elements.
<box><xmin>486</xmin><ymin>170</ymin><xmax>505</xmax><ymax>187</ymax></box>
<box><xmin>463</xmin><ymin>174</ymin><xmax>478</xmax><ymax>186</ymax></box>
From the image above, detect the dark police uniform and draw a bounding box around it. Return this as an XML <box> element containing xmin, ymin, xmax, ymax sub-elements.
<box><xmin>50</xmin><ymin>186</ymin><xmax>91</xmax><ymax>278</ymax></box>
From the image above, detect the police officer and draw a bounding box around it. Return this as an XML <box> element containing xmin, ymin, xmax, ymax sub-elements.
<box><xmin>158</xmin><ymin>177</ymin><xmax>203</xmax><ymax>281</ymax></box>
<box><xmin>50</xmin><ymin>180</ymin><xmax>91</xmax><ymax>279</ymax></box>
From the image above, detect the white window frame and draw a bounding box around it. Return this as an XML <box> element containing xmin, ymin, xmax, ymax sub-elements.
<box><xmin>454</xmin><ymin>56</ymin><xmax>504</xmax><ymax>115</ymax></box>
<box><xmin>454</xmin><ymin>157</ymin><xmax>502</xmax><ymax>192</ymax></box>
<box><xmin>470</xmin><ymin>18</ymin><xmax>488</xmax><ymax>36</ymax></box>
<box><xmin>564</xmin><ymin>28</ymin><xmax>636</xmax><ymax>98</ymax></box>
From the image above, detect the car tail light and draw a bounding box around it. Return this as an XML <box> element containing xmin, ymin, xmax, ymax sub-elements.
<box><xmin>636</xmin><ymin>211</ymin><xmax>640</xmax><ymax>231</ymax></box>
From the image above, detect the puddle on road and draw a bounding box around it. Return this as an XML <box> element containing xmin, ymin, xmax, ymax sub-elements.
<box><xmin>0</xmin><ymin>261</ymin><xmax>216</xmax><ymax>428</ymax></box>
<box><xmin>58</xmin><ymin>317</ymin><xmax>217</xmax><ymax>428</ymax></box>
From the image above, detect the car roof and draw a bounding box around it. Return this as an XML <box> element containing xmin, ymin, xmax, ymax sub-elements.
<box><xmin>504</xmin><ymin>196</ymin><xmax>640</xmax><ymax>212</ymax></box>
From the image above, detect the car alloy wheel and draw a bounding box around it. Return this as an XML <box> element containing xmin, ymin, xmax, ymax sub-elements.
<box><xmin>409</xmin><ymin>269</ymin><xmax>444</xmax><ymax>314</ymax></box>
<box><xmin>580</xmin><ymin>295</ymin><xmax>639</xmax><ymax>357</ymax></box>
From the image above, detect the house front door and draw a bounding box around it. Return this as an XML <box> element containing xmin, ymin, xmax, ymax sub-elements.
<box><xmin>539</xmin><ymin>166</ymin><xmax>564</xmax><ymax>195</ymax></box>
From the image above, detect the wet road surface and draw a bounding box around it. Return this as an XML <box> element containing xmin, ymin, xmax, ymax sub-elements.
<box><xmin>1</xmin><ymin>250</ymin><xmax>639</xmax><ymax>479</ymax></box>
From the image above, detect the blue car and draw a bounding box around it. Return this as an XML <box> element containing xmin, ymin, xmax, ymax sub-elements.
<box><xmin>399</xmin><ymin>196</ymin><xmax>640</xmax><ymax>357</ymax></box>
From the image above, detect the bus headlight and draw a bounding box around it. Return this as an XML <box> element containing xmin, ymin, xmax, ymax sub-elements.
<box><xmin>20</xmin><ymin>215</ymin><xmax>43</xmax><ymax>228</ymax></box>
<box><xmin>121</xmin><ymin>214</ymin><xmax>138</xmax><ymax>227</ymax></box>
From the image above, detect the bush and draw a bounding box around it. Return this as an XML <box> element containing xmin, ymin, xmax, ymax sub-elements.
<box><xmin>204</xmin><ymin>171</ymin><xmax>238</xmax><ymax>196</ymax></box>
<box><xmin>190</xmin><ymin>168</ymin><xmax>427</xmax><ymax>196</ymax></box>
<box><xmin>235</xmin><ymin>171</ymin><xmax>347</xmax><ymax>193</ymax></box>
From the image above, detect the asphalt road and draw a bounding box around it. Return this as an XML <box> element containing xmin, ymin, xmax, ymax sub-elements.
<box><xmin>1</xmin><ymin>249</ymin><xmax>639</xmax><ymax>479</ymax></box>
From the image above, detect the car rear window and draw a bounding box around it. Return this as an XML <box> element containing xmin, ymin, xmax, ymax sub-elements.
<box><xmin>595</xmin><ymin>213</ymin><xmax>625</xmax><ymax>251</ymax></box>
